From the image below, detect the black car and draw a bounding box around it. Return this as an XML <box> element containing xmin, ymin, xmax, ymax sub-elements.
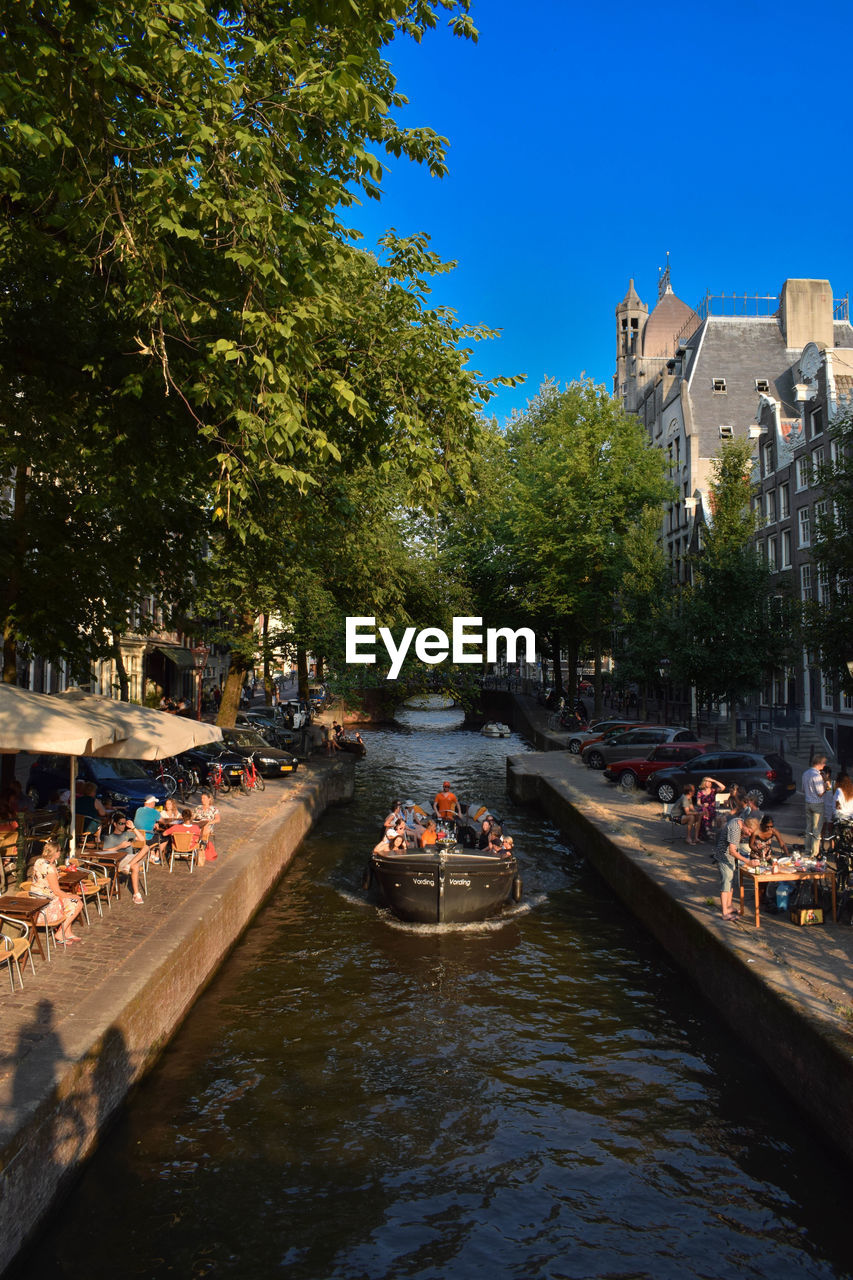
<box><xmin>27</xmin><ymin>754</ymin><xmax>168</xmax><ymax>808</ymax></box>
<box><xmin>235</xmin><ymin>711</ymin><xmax>298</xmax><ymax>750</ymax></box>
<box><xmin>645</xmin><ymin>750</ymin><xmax>796</xmax><ymax>807</ymax></box>
<box><xmin>221</xmin><ymin>727</ymin><xmax>299</xmax><ymax>777</ymax></box>
<box><xmin>176</xmin><ymin>742</ymin><xmax>246</xmax><ymax>790</ymax></box>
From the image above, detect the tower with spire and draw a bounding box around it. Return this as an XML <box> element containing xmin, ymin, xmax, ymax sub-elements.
<box><xmin>614</xmin><ymin>278</ymin><xmax>648</xmax><ymax>407</ymax></box>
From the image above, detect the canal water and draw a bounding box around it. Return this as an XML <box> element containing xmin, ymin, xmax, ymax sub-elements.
<box><xmin>15</xmin><ymin>701</ymin><xmax>853</xmax><ymax>1278</ymax></box>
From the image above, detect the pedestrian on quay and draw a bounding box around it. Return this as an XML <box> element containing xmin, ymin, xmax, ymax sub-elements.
<box><xmin>802</xmin><ymin>755</ymin><xmax>827</xmax><ymax>858</ymax></box>
<box><xmin>712</xmin><ymin>797</ymin><xmax>759</xmax><ymax>921</ymax></box>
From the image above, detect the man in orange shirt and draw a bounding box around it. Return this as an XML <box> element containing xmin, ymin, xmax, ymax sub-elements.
<box><xmin>434</xmin><ymin>781</ymin><xmax>461</xmax><ymax>822</ymax></box>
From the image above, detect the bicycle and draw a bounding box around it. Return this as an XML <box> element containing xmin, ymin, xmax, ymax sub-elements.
<box><xmin>209</xmin><ymin>761</ymin><xmax>231</xmax><ymax>798</ymax></box>
<box><xmin>240</xmin><ymin>757</ymin><xmax>265</xmax><ymax>794</ymax></box>
<box><xmin>147</xmin><ymin>758</ymin><xmax>177</xmax><ymax>798</ymax></box>
<box><xmin>175</xmin><ymin>764</ymin><xmax>200</xmax><ymax>804</ymax></box>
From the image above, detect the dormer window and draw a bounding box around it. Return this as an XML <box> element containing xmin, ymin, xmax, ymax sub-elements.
<box><xmin>719</xmin><ymin>425</ymin><xmax>734</xmax><ymax>439</ymax></box>
<box><xmin>755</xmin><ymin>378</ymin><xmax>770</xmax><ymax>393</ymax></box>
<box><xmin>713</xmin><ymin>378</ymin><xmax>727</xmax><ymax>393</ymax></box>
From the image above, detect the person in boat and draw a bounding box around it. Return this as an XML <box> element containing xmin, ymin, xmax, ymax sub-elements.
<box><xmin>499</xmin><ymin>836</ymin><xmax>515</xmax><ymax>859</ymax></box>
<box><xmin>383</xmin><ymin>802</ymin><xmax>403</xmax><ymax>831</ymax></box>
<box><xmin>373</xmin><ymin>831</ymin><xmax>407</xmax><ymax>855</ymax></box>
<box><xmin>434</xmin><ymin>782</ymin><xmax>461</xmax><ymax>824</ymax></box>
<box><xmin>418</xmin><ymin>818</ymin><xmax>438</xmax><ymax>848</ymax></box>
<box><xmin>477</xmin><ymin>817</ymin><xmax>496</xmax><ymax>850</ymax></box>
<box><xmin>486</xmin><ymin>824</ymin><xmax>504</xmax><ymax>854</ymax></box>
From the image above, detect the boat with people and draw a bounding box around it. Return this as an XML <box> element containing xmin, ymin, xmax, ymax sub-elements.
<box><xmin>365</xmin><ymin>798</ymin><xmax>522</xmax><ymax>924</ymax></box>
<box><xmin>481</xmin><ymin>721</ymin><xmax>511</xmax><ymax>737</ymax></box>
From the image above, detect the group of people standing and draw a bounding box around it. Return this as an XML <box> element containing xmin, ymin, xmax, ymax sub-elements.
<box><xmin>802</xmin><ymin>756</ymin><xmax>853</xmax><ymax>858</ymax></box>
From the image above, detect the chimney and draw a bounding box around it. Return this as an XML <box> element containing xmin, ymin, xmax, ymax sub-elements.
<box><xmin>780</xmin><ymin>279</ymin><xmax>834</xmax><ymax>351</ymax></box>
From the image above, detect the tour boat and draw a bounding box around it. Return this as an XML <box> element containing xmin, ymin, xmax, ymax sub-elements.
<box><xmin>366</xmin><ymin>811</ymin><xmax>521</xmax><ymax>924</ymax></box>
<box><xmin>481</xmin><ymin>721</ymin><xmax>511</xmax><ymax>737</ymax></box>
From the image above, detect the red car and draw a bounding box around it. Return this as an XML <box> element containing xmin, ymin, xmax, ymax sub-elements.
<box><xmin>602</xmin><ymin>743</ymin><xmax>710</xmax><ymax>790</ymax></box>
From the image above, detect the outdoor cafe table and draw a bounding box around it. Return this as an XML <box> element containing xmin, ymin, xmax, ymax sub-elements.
<box><xmin>738</xmin><ymin>863</ymin><xmax>837</xmax><ymax>929</ymax></box>
<box><xmin>0</xmin><ymin>892</ymin><xmax>52</xmax><ymax>961</ymax></box>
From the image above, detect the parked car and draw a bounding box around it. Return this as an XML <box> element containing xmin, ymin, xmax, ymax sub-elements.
<box><xmin>236</xmin><ymin>710</ymin><xmax>298</xmax><ymax>749</ymax></box>
<box><xmin>581</xmin><ymin>726</ymin><xmax>699</xmax><ymax>770</ymax></box>
<box><xmin>176</xmin><ymin>742</ymin><xmax>246</xmax><ymax>790</ymax></box>
<box><xmin>26</xmin><ymin>754</ymin><xmax>168</xmax><ymax>809</ymax></box>
<box><xmin>220</xmin><ymin>727</ymin><xmax>299</xmax><ymax>777</ymax></box>
<box><xmin>565</xmin><ymin>720</ymin><xmax>645</xmax><ymax>755</ymax></box>
<box><xmin>644</xmin><ymin>750</ymin><xmax>796</xmax><ymax>807</ymax></box>
<box><xmin>281</xmin><ymin>699</ymin><xmax>310</xmax><ymax>729</ymax></box>
<box><xmin>602</xmin><ymin>743</ymin><xmax>709</xmax><ymax>789</ymax></box>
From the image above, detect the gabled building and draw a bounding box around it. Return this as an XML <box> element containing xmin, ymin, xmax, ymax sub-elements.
<box><xmin>615</xmin><ymin>271</ymin><xmax>853</xmax><ymax>762</ymax></box>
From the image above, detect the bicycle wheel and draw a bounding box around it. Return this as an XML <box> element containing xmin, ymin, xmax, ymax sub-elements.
<box><xmin>212</xmin><ymin>773</ymin><xmax>231</xmax><ymax>797</ymax></box>
<box><xmin>240</xmin><ymin>771</ymin><xmax>251</xmax><ymax>795</ymax></box>
<box><xmin>255</xmin><ymin>773</ymin><xmax>265</xmax><ymax>792</ymax></box>
<box><xmin>161</xmin><ymin>774</ymin><xmax>177</xmax><ymax>798</ymax></box>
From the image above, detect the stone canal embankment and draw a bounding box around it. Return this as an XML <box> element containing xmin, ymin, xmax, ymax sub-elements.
<box><xmin>507</xmin><ymin>748</ymin><xmax>853</xmax><ymax>1166</ymax></box>
<box><xmin>0</xmin><ymin>757</ymin><xmax>354</xmax><ymax>1275</ymax></box>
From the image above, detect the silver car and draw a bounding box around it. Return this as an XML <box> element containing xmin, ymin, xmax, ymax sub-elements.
<box><xmin>581</xmin><ymin>726</ymin><xmax>699</xmax><ymax>770</ymax></box>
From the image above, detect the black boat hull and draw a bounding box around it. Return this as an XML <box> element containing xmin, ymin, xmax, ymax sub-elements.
<box><xmin>370</xmin><ymin>848</ymin><xmax>519</xmax><ymax>923</ymax></box>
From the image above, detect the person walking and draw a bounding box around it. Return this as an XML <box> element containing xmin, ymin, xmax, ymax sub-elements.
<box><xmin>802</xmin><ymin>754</ymin><xmax>827</xmax><ymax>859</ymax></box>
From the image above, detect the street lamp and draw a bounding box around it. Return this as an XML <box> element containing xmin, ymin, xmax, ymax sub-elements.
<box><xmin>191</xmin><ymin>643</ymin><xmax>210</xmax><ymax>721</ymax></box>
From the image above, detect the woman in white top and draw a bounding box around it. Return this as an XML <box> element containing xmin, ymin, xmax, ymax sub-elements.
<box><xmin>835</xmin><ymin>774</ymin><xmax>853</xmax><ymax>858</ymax></box>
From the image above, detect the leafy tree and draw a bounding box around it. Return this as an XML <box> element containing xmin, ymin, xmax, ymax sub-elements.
<box><xmin>612</xmin><ymin>505</ymin><xmax>676</xmax><ymax>717</ymax></box>
<box><xmin>671</xmin><ymin>439</ymin><xmax>798</xmax><ymax>743</ymax></box>
<box><xmin>503</xmin><ymin>380</ymin><xmax>671</xmax><ymax>705</ymax></box>
<box><xmin>807</xmin><ymin>408</ymin><xmax>853</xmax><ymax>695</ymax></box>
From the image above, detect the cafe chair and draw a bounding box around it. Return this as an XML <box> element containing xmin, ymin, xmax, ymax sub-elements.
<box><xmin>0</xmin><ymin>914</ymin><xmax>35</xmax><ymax>992</ymax></box>
<box><xmin>661</xmin><ymin>803</ymin><xmax>684</xmax><ymax>842</ymax></box>
<box><xmin>168</xmin><ymin>829</ymin><xmax>202</xmax><ymax>874</ymax></box>
<box><xmin>0</xmin><ymin>828</ymin><xmax>18</xmax><ymax>894</ymax></box>
<box><xmin>78</xmin><ymin>858</ymin><xmax>114</xmax><ymax>911</ymax></box>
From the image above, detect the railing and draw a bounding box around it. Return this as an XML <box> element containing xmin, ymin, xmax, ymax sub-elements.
<box><xmin>672</xmin><ymin>292</ymin><xmax>850</xmax><ymax>354</ymax></box>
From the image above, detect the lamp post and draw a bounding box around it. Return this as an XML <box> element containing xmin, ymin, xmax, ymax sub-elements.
<box><xmin>658</xmin><ymin>659</ymin><xmax>671</xmax><ymax>726</ymax></box>
<box><xmin>191</xmin><ymin>643</ymin><xmax>209</xmax><ymax>721</ymax></box>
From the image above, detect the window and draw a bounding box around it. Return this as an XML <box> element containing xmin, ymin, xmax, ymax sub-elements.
<box><xmin>767</xmin><ymin>537</ymin><xmax>777</xmax><ymax>570</ymax></box>
<box><xmin>821</xmin><ymin>672</ymin><xmax>834</xmax><ymax>711</ymax></box>
<box><xmin>778</xmin><ymin>482</ymin><xmax>790</xmax><ymax>518</ymax></box>
<box><xmin>796</xmin><ymin>456</ymin><xmax>810</xmax><ymax>490</ymax></box>
<box><xmin>843</xmin><ymin>687</ymin><xmax>853</xmax><ymax>713</ymax></box>
<box><xmin>761</xmin><ymin>442</ymin><xmax>775</xmax><ymax>477</ymax></box>
<box><xmin>719</xmin><ymin>425</ymin><xmax>734</xmax><ymax>439</ymax></box>
<box><xmin>813</xmin><ymin>499</ymin><xmax>827</xmax><ymax>537</ymax></box>
<box><xmin>780</xmin><ymin>529</ymin><xmax>791</xmax><ymax>569</ymax></box>
<box><xmin>812</xmin><ymin>445</ymin><xmax>825</xmax><ymax>480</ymax></box>
<box><xmin>712</xmin><ymin>378</ymin><xmax>727</xmax><ymax>393</ymax></box>
<box><xmin>810</xmin><ymin>406</ymin><xmax>823</xmax><ymax>438</ymax></box>
<box><xmin>755</xmin><ymin>378</ymin><xmax>770</xmax><ymax>392</ymax></box>
<box><xmin>765</xmin><ymin>490</ymin><xmax>776</xmax><ymax>522</ymax></box>
<box><xmin>798</xmin><ymin>507</ymin><xmax>811</xmax><ymax>547</ymax></box>
<box><xmin>817</xmin><ymin>566</ymin><xmax>830</xmax><ymax>605</ymax></box>
<box><xmin>801</xmin><ymin>563</ymin><xmax>813</xmax><ymax>601</ymax></box>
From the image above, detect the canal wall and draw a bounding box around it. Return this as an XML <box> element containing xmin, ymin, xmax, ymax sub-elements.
<box><xmin>0</xmin><ymin>760</ymin><xmax>354</xmax><ymax>1276</ymax></box>
<box><xmin>507</xmin><ymin>754</ymin><xmax>853</xmax><ymax>1167</ymax></box>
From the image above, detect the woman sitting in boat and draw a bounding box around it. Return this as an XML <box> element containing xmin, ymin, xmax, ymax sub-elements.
<box><xmin>373</xmin><ymin>830</ymin><xmax>407</xmax><ymax>855</ymax></box>
<box><xmin>418</xmin><ymin>818</ymin><xmax>438</xmax><ymax>848</ymax></box>
<box><xmin>477</xmin><ymin>817</ymin><xmax>496</xmax><ymax>850</ymax></box>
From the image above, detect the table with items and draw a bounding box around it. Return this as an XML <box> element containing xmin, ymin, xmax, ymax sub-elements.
<box><xmin>738</xmin><ymin>856</ymin><xmax>836</xmax><ymax>928</ymax></box>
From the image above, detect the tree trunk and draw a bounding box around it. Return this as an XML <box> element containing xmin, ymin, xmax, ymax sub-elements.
<box><xmin>112</xmin><ymin>633</ymin><xmax>130</xmax><ymax>701</ymax></box>
<box><xmin>296</xmin><ymin>645</ymin><xmax>309</xmax><ymax>700</ymax></box>
<box><xmin>2</xmin><ymin>465</ymin><xmax>27</xmax><ymax>686</ymax></box>
<box><xmin>261</xmin><ymin>613</ymin><xmax>273</xmax><ymax>705</ymax></box>
<box><xmin>217</xmin><ymin>613</ymin><xmax>255</xmax><ymax>727</ymax></box>
<box><xmin>316</xmin><ymin>655</ymin><xmax>325</xmax><ymax>684</ymax></box>
<box><xmin>550</xmin><ymin>631</ymin><xmax>562</xmax><ymax>701</ymax></box>
<box><xmin>593</xmin><ymin>649</ymin><xmax>603</xmax><ymax>720</ymax></box>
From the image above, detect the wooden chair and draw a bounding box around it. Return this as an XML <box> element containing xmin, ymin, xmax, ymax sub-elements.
<box><xmin>16</xmin><ymin>883</ymin><xmax>65</xmax><ymax>960</ymax></box>
<box><xmin>0</xmin><ymin>914</ymin><xmax>35</xmax><ymax>992</ymax></box>
<box><xmin>0</xmin><ymin>828</ymin><xmax>18</xmax><ymax>893</ymax></box>
<box><xmin>169</xmin><ymin>829</ymin><xmax>202</xmax><ymax>874</ymax></box>
<box><xmin>78</xmin><ymin>859</ymin><xmax>113</xmax><ymax>911</ymax></box>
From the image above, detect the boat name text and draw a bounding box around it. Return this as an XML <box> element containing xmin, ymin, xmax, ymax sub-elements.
<box><xmin>345</xmin><ymin>616</ymin><xmax>537</xmax><ymax>681</ymax></box>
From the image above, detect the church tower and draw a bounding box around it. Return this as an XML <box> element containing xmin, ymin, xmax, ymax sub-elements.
<box><xmin>614</xmin><ymin>278</ymin><xmax>648</xmax><ymax>405</ymax></box>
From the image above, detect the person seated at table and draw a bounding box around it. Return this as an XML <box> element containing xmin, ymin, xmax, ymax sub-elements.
<box><xmin>77</xmin><ymin>781</ymin><xmax>110</xmax><ymax>837</ymax></box>
<box><xmin>133</xmin><ymin>795</ymin><xmax>160</xmax><ymax>846</ymax></box>
<box><xmin>102</xmin><ymin>814</ymin><xmax>148</xmax><ymax>905</ymax></box>
<box><xmin>28</xmin><ymin>838</ymin><xmax>84</xmax><ymax>943</ymax></box>
<box><xmin>172</xmin><ymin>809</ymin><xmax>201</xmax><ymax>843</ymax></box>
<box><xmin>749</xmin><ymin>814</ymin><xmax>789</xmax><ymax>864</ymax></box>
<box><xmin>696</xmin><ymin>776</ymin><xmax>725</xmax><ymax>841</ymax></box>
<box><xmin>670</xmin><ymin>784</ymin><xmax>702</xmax><ymax>844</ymax></box>
<box><xmin>192</xmin><ymin>792</ymin><xmax>220</xmax><ymax>861</ymax></box>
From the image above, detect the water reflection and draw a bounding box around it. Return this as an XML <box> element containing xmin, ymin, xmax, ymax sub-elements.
<box><xmin>11</xmin><ymin>711</ymin><xmax>853</xmax><ymax>1280</ymax></box>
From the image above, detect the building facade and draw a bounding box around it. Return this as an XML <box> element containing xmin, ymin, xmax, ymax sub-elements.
<box><xmin>615</xmin><ymin>271</ymin><xmax>853</xmax><ymax>762</ymax></box>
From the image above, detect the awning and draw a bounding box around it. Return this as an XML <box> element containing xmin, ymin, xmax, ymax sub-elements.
<box><xmin>153</xmin><ymin>644</ymin><xmax>197</xmax><ymax>671</ymax></box>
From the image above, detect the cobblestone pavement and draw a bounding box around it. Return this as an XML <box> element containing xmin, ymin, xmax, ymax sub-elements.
<box><xmin>0</xmin><ymin>763</ymin><xmax>324</xmax><ymax>1089</ymax></box>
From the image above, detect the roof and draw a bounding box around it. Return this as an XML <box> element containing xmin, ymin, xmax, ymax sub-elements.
<box><xmin>642</xmin><ymin>288</ymin><xmax>698</xmax><ymax>358</ymax></box>
<box><xmin>686</xmin><ymin>316</ymin><xmax>801</xmax><ymax>445</ymax></box>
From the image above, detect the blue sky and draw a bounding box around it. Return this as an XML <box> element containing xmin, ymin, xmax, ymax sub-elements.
<box><xmin>344</xmin><ymin>0</ymin><xmax>853</xmax><ymax>425</ymax></box>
